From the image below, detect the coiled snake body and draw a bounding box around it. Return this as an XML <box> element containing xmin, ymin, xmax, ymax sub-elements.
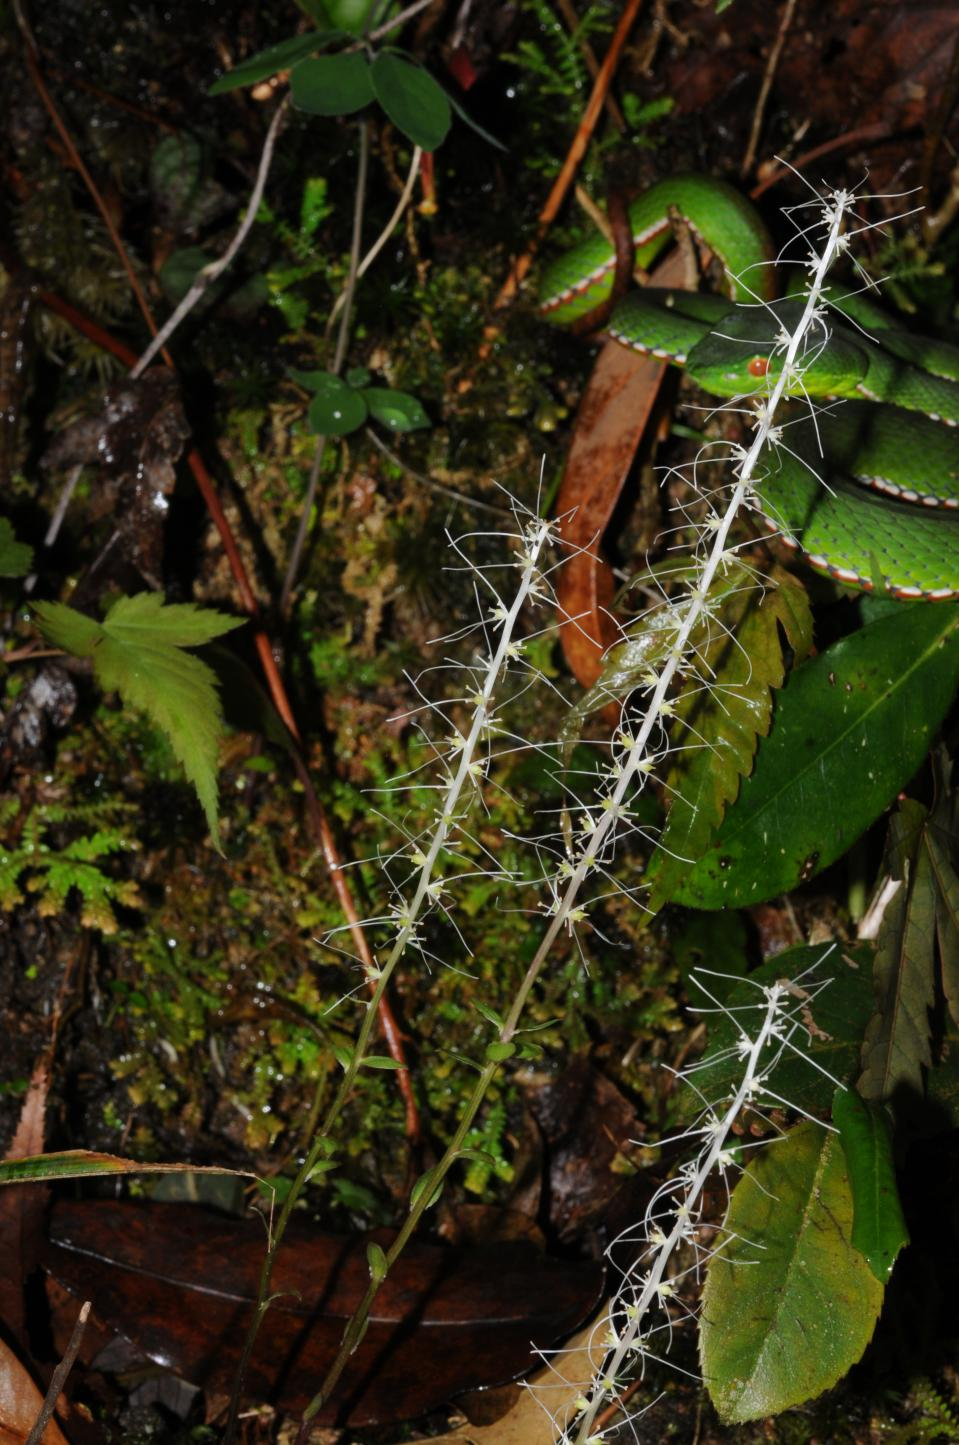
<box><xmin>539</xmin><ymin>176</ymin><xmax>959</xmax><ymax>601</ymax></box>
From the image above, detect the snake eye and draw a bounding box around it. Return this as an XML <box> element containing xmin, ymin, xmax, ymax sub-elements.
<box><xmin>748</xmin><ymin>355</ymin><xmax>769</xmax><ymax>378</ymax></box>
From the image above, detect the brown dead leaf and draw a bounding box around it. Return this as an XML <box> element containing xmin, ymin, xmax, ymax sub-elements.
<box><xmin>424</xmin><ymin>1313</ymin><xmax>606</xmax><ymax>1444</ymax></box>
<box><xmin>0</xmin><ymin>1337</ymin><xmax>70</xmax><ymax>1445</ymax></box>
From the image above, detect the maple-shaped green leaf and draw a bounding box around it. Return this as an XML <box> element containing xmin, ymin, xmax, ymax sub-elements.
<box><xmin>858</xmin><ymin>797</ymin><xmax>934</xmax><ymax>1104</ymax></box>
<box><xmin>646</xmin><ymin>566</ymin><xmax>812</xmax><ymax>910</ymax></box>
<box><xmin>33</xmin><ymin>594</ymin><xmax>244</xmax><ymax>848</ymax></box>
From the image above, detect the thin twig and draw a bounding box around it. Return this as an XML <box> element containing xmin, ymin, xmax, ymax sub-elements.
<box><xmin>487</xmin><ymin>0</ymin><xmax>645</xmax><ymax>318</ymax></box>
<box><xmin>131</xmin><ymin>96</ymin><xmax>290</xmax><ymax>378</ymax></box>
<box><xmin>327</xmin><ymin>144</ymin><xmax>423</xmax><ymax>329</ymax></box>
<box><xmin>281</xmin><ymin>119</ymin><xmax>370</xmax><ymax>615</ymax></box>
<box><xmin>750</xmin><ymin>122</ymin><xmax>890</xmax><ymax>199</ymax></box>
<box><xmin>365</xmin><ymin>0</ymin><xmax>436</xmax><ymax>44</ymax></box>
<box><xmin>555</xmin><ymin>0</ymin><xmax>626</xmax><ymax>131</ymax></box>
<box><xmin>13</xmin><ymin>0</ymin><xmax>167</xmax><ymax>360</ymax></box>
<box><xmin>25</xmin><ymin>1300</ymin><xmax>90</xmax><ymax>1445</ymax></box>
<box><xmin>741</xmin><ymin>0</ymin><xmax>798</xmax><ymax>178</ymax></box>
<box><xmin>366</xmin><ymin>427</ymin><xmax>513</xmax><ymax>518</ymax></box>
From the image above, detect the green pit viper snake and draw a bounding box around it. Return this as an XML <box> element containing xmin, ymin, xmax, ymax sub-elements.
<box><xmin>538</xmin><ymin>174</ymin><xmax>959</xmax><ymax>601</ymax></box>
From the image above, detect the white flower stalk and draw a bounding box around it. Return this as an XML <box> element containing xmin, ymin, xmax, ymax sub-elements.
<box><xmin>556</xmin><ymin>964</ymin><xmax>842</xmax><ymax>1445</ymax></box>
<box><xmin>373</xmin><ymin>515</ymin><xmax>557</xmax><ymax>970</ymax></box>
<box><xmin>531</xmin><ymin>187</ymin><xmax>858</xmax><ymax>1444</ymax></box>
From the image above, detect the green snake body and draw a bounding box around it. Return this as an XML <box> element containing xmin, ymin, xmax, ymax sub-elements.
<box><xmin>539</xmin><ymin>177</ymin><xmax>959</xmax><ymax>599</ymax></box>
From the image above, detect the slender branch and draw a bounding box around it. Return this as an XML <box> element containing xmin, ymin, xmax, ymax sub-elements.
<box><xmin>486</xmin><ymin>0</ymin><xmax>645</xmax><ymax>320</ymax></box>
<box><xmin>131</xmin><ymin>96</ymin><xmax>290</xmax><ymax>378</ymax></box>
<box><xmin>327</xmin><ymin>144</ymin><xmax>423</xmax><ymax>329</ymax></box>
<box><xmin>12</xmin><ymin>0</ymin><xmax>167</xmax><ymax>360</ymax></box>
<box><xmin>281</xmin><ymin>119</ymin><xmax>370</xmax><ymax>615</ymax></box>
<box><xmin>740</xmin><ymin>0</ymin><xmax>798</xmax><ymax>178</ymax></box>
<box><xmin>25</xmin><ymin>1300</ymin><xmax>90</xmax><ymax>1445</ymax></box>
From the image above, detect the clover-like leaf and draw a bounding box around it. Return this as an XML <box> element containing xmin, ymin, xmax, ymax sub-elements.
<box><xmin>370</xmin><ymin>53</ymin><xmax>450</xmax><ymax>151</ymax></box>
<box><xmin>34</xmin><ymin>594</ymin><xmax>243</xmax><ymax>849</ymax></box>
<box><xmin>305</xmin><ymin>373</ymin><xmax>369</xmax><ymax>435</ymax></box>
<box><xmin>291</xmin><ymin>52</ymin><xmax>374</xmax><ymax>116</ymax></box>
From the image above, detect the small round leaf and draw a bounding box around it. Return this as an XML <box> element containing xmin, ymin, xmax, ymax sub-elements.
<box><xmin>306</xmin><ymin>375</ymin><xmax>369</xmax><ymax>436</ymax></box>
<box><xmin>292</xmin><ymin>53</ymin><xmax>374</xmax><ymax>116</ymax></box>
<box><xmin>370</xmin><ymin>53</ymin><xmax>451</xmax><ymax>151</ymax></box>
<box><xmin>362</xmin><ymin>387</ymin><xmax>430</xmax><ymax>432</ymax></box>
<box><xmin>485</xmin><ymin>1041</ymin><xmax>515</xmax><ymax>1063</ymax></box>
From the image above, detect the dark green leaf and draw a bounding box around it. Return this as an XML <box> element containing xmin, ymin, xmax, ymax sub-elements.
<box><xmin>0</xmin><ymin>517</ymin><xmax>33</xmax><ymax>577</ymax></box>
<box><xmin>291</xmin><ymin>53</ymin><xmax>374</xmax><ymax>116</ymax></box>
<box><xmin>302</xmin><ymin>373</ymin><xmax>369</xmax><ymax>434</ymax></box>
<box><xmin>648</xmin><ymin>567</ymin><xmax>812</xmax><ymax>909</ymax></box>
<box><xmin>685</xmin><ymin>943</ymin><xmax>875</xmax><ymax>1122</ymax></box>
<box><xmin>701</xmin><ymin>1123</ymin><xmax>885</xmax><ymax>1422</ymax></box>
<box><xmin>362</xmin><ymin>386</ymin><xmax>430</xmax><ymax>432</ymax></box>
<box><xmin>675</xmin><ymin>606</ymin><xmax>959</xmax><ymax>908</ymax></box>
<box><xmin>832</xmin><ymin>1085</ymin><xmax>908</xmax><ymax>1280</ymax></box>
<box><xmin>369</xmin><ymin>53</ymin><xmax>450</xmax><ymax>151</ymax></box>
<box><xmin>209</xmin><ymin>32</ymin><xmax>339</xmax><ymax>94</ymax></box>
<box><xmin>34</xmin><ymin>595</ymin><xmax>243</xmax><ymax>849</ymax></box>
<box><xmin>346</xmin><ymin>365</ymin><xmax>371</xmax><ymax>388</ymax></box>
<box><xmin>205</xmin><ymin>645</ymin><xmax>298</xmax><ymax>759</ymax></box>
<box><xmin>858</xmin><ymin>799</ymin><xmax>935</xmax><ymax>1103</ymax></box>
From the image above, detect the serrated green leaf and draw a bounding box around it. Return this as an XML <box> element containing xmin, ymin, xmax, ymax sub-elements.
<box><xmin>291</xmin><ymin>52</ymin><xmax>374</xmax><ymax>116</ymax></box>
<box><xmin>701</xmin><ymin>1123</ymin><xmax>885</xmax><ymax>1422</ymax></box>
<box><xmin>305</xmin><ymin>374</ymin><xmax>368</xmax><ymax>435</ymax></box>
<box><xmin>34</xmin><ymin>595</ymin><xmax>243</xmax><ymax>849</ymax></box>
<box><xmin>832</xmin><ymin>1086</ymin><xmax>908</xmax><ymax>1280</ymax></box>
<box><xmin>370</xmin><ymin>53</ymin><xmax>450</xmax><ymax>151</ymax></box>
<box><xmin>0</xmin><ymin>517</ymin><xmax>33</xmax><ymax>577</ymax></box>
<box><xmin>858</xmin><ymin>799</ymin><xmax>935</xmax><ymax>1103</ymax></box>
<box><xmin>675</xmin><ymin>605</ymin><xmax>959</xmax><ymax>909</ymax></box>
<box><xmin>209</xmin><ymin>31</ymin><xmax>338</xmax><ymax>94</ymax></box>
<box><xmin>366</xmin><ymin>1240</ymin><xmax>388</xmax><ymax>1282</ymax></box>
<box><xmin>362</xmin><ymin>386</ymin><xmax>430</xmax><ymax>432</ymax></box>
<box><xmin>648</xmin><ymin>568</ymin><xmax>812</xmax><ymax>910</ymax></box>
